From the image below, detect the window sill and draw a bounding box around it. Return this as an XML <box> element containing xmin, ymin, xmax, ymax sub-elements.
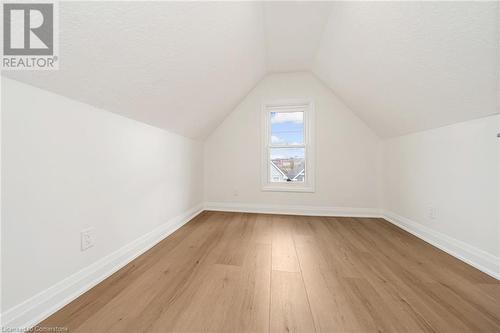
<box><xmin>261</xmin><ymin>185</ymin><xmax>315</xmax><ymax>193</ymax></box>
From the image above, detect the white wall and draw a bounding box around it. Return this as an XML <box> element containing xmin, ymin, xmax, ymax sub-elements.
<box><xmin>382</xmin><ymin>115</ymin><xmax>499</xmax><ymax>261</ymax></box>
<box><xmin>204</xmin><ymin>72</ymin><xmax>381</xmax><ymax>211</ymax></box>
<box><xmin>1</xmin><ymin>78</ymin><xmax>204</xmax><ymax>313</ymax></box>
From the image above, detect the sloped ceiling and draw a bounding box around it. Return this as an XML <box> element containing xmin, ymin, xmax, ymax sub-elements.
<box><xmin>263</xmin><ymin>1</ymin><xmax>332</xmax><ymax>72</ymax></box>
<box><xmin>3</xmin><ymin>1</ymin><xmax>499</xmax><ymax>139</ymax></box>
<box><xmin>313</xmin><ymin>1</ymin><xmax>499</xmax><ymax>137</ymax></box>
<box><xmin>2</xmin><ymin>2</ymin><xmax>267</xmax><ymax>139</ymax></box>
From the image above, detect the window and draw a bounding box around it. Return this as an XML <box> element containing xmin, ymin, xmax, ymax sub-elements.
<box><xmin>261</xmin><ymin>100</ymin><xmax>315</xmax><ymax>192</ymax></box>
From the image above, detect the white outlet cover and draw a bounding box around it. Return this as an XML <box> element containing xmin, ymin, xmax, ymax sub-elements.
<box><xmin>81</xmin><ymin>228</ymin><xmax>95</xmax><ymax>251</ymax></box>
<box><xmin>428</xmin><ymin>206</ymin><xmax>438</xmax><ymax>220</ymax></box>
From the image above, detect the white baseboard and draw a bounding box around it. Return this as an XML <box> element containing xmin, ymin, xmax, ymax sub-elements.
<box><xmin>382</xmin><ymin>210</ymin><xmax>500</xmax><ymax>280</ymax></box>
<box><xmin>204</xmin><ymin>202</ymin><xmax>381</xmax><ymax>218</ymax></box>
<box><xmin>1</xmin><ymin>204</ymin><xmax>204</xmax><ymax>331</ymax></box>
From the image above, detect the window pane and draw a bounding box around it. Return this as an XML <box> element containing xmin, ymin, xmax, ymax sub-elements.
<box><xmin>270</xmin><ymin>111</ymin><xmax>304</xmax><ymax>145</ymax></box>
<box><xmin>270</xmin><ymin>148</ymin><xmax>305</xmax><ymax>182</ymax></box>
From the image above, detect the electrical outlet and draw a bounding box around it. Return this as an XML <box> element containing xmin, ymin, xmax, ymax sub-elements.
<box><xmin>428</xmin><ymin>206</ymin><xmax>438</xmax><ymax>220</ymax></box>
<box><xmin>81</xmin><ymin>228</ymin><xmax>95</xmax><ymax>251</ymax></box>
<box><xmin>233</xmin><ymin>189</ymin><xmax>239</xmax><ymax>197</ymax></box>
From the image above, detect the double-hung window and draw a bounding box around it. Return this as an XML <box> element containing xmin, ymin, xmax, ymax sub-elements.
<box><xmin>261</xmin><ymin>100</ymin><xmax>315</xmax><ymax>192</ymax></box>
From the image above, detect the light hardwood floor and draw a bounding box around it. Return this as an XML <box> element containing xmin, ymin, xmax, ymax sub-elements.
<box><xmin>39</xmin><ymin>211</ymin><xmax>500</xmax><ymax>332</ymax></box>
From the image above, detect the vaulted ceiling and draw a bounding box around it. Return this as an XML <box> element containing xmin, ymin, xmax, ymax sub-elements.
<box><xmin>313</xmin><ymin>1</ymin><xmax>499</xmax><ymax>137</ymax></box>
<box><xmin>3</xmin><ymin>1</ymin><xmax>499</xmax><ymax>139</ymax></box>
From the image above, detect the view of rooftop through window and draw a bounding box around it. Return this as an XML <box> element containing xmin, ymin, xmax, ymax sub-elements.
<box><xmin>270</xmin><ymin>111</ymin><xmax>305</xmax><ymax>182</ymax></box>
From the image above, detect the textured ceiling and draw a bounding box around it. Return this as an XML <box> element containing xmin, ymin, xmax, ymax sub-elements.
<box><xmin>263</xmin><ymin>1</ymin><xmax>332</xmax><ymax>72</ymax></box>
<box><xmin>313</xmin><ymin>1</ymin><xmax>499</xmax><ymax>137</ymax></box>
<box><xmin>3</xmin><ymin>2</ymin><xmax>267</xmax><ymax>139</ymax></box>
<box><xmin>3</xmin><ymin>1</ymin><xmax>499</xmax><ymax>139</ymax></box>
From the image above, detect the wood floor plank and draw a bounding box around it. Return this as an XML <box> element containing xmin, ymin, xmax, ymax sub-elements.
<box><xmin>425</xmin><ymin>281</ymin><xmax>500</xmax><ymax>332</ymax></box>
<box><xmin>310</xmin><ymin>217</ymin><xmax>364</xmax><ymax>278</ymax></box>
<box><xmin>252</xmin><ymin>213</ymin><xmax>273</xmax><ymax>244</ymax></box>
<box><xmin>214</xmin><ymin>213</ymin><xmax>255</xmax><ymax>266</ymax></box>
<box><xmin>347</xmin><ymin>238</ymin><xmax>482</xmax><ymax>332</ymax></box>
<box><xmin>294</xmin><ymin>235</ymin><xmax>364</xmax><ymax>332</ymax></box>
<box><xmin>222</xmin><ymin>242</ymin><xmax>272</xmax><ymax>333</ymax></box>
<box><xmin>270</xmin><ymin>270</ymin><xmax>317</xmax><ymax>333</ymax></box>
<box><xmin>36</xmin><ymin>212</ymin><xmax>500</xmax><ymax>333</ymax></box>
<box><xmin>271</xmin><ymin>215</ymin><xmax>300</xmax><ymax>272</ymax></box>
<box><xmin>166</xmin><ymin>263</ymin><xmax>242</xmax><ymax>333</ymax></box>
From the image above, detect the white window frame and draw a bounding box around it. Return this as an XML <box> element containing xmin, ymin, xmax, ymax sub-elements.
<box><xmin>261</xmin><ymin>99</ymin><xmax>315</xmax><ymax>192</ymax></box>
